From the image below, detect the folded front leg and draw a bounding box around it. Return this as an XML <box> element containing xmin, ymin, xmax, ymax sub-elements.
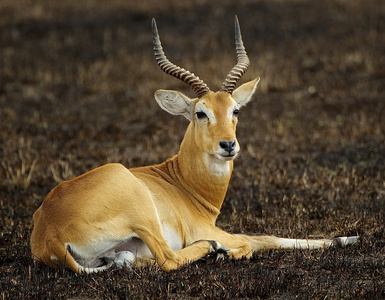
<box><xmin>135</xmin><ymin>225</ymin><xmax>230</xmax><ymax>271</ymax></box>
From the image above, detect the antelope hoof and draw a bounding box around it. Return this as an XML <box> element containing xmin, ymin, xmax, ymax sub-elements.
<box><xmin>207</xmin><ymin>241</ymin><xmax>230</xmax><ymax>260</ymax></box>
<box><xmin>215</xmin><ymin>253</ymin><xmax>227</xmax><ymax>261</ymax></box>
<box><xmin>332</xmin><ymin>236</ymin><xmax>359</xmax><ymax>248</ymax></box>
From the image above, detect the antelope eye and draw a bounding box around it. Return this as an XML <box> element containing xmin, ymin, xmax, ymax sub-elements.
<box><xmin>196</xmin><ymin>111</ymin><xmax>207</xmax><ymax>119</ymax></box>
<box><xmin>233</xmin><ymin>109</ymin><xmax>240</xmax><ymax>116</ymax></box>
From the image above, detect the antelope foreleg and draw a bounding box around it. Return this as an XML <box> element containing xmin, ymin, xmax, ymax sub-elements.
<box><xmin>134</xmin><ymin>225</ymin><xmax>228</xmax><ymax>271</ymax></box>
<box><xmin>133</xmin><ymin>240</ymin><xmax>229</xmax><ymax>270</ymax></box>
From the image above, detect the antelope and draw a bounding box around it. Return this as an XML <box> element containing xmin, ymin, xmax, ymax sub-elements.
<box><xmin>30</xmin><ymin>17</ymin><xmax>358</xmax><ymax>273</ymax></box>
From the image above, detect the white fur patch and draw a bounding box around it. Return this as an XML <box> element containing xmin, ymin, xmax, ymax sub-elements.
<box><xmin>161</xmin><ymin>224</ymin><xmax>183</xmax><ymax>251</ymax></box>
<box><xmin>227</xmin><ymin>100</ymin><xmax>239</xmax><ymax>122</ymax></box>
<box><xmin>204</xmin><ymin>153</ymin><xmax>231</xmax><ymax>177</ymax></box>
<box><xmin>195</xmin><ymin>102</ymin><xmax>216</xmax><ymax>124</ymax></box>
<box><xmin>277</xmin><ymin>238</ymin><xmax>330</xmax><ymax>249</ymax></box>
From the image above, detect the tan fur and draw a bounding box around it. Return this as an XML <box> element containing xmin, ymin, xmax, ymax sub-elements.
<box><xmin>31</xmin><ymin>79</ymin><xmax>357</xmax><ymax>273</ymax></box>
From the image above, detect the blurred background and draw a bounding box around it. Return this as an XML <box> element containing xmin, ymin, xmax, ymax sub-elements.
<box><xmin>1</xmin><ymin>0</ymin><xmax>384</xmax><ymax>298</ymax></box>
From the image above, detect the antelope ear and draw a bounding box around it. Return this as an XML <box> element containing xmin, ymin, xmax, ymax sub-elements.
<box><xmin>232</xmin><ymin>77</ymin><xmax>260</xmax><ymax>107</ymax></box>
<box><xmin>154</xmin><ymin>89</ymin><xmax>194</xmax><ymax>121</ymax></box>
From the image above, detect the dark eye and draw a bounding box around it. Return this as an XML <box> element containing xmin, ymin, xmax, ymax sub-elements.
<box><xmin>233</xmin><ymin>109</ymin><xmax>239</xmax><ymax>116</ymax></box>
<box><xmin>196</xmin><ymin>111</ymin><xmax>207</xmax><ymax>119</ymax></box>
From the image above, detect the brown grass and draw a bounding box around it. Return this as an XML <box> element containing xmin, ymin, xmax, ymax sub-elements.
<box><xmin>1</xmin><ymin>0</ymin><xmax>385</xmax><ymax>299</ymax></box>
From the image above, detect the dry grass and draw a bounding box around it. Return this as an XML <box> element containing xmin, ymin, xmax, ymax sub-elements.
<box><xmin>1</xmin><ymin>0</ymin><xmax>385</xmax><ymax>299</ymax></box>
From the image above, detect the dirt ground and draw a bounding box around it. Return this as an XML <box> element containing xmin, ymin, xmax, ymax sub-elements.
<box><xmin>1</xmin><ymin>0</ymin><xmax>384</xmax><ymax>299</ymax></box>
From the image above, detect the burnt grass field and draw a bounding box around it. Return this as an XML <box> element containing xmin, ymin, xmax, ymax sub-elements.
<box><xmin>1</xmin><ymin>0</ymin><xmax>385</xmax><ymax>299</ymax></box>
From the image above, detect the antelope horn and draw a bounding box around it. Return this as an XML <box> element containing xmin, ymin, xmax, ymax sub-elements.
<box><xmin>220</xmin><ymin>16</ymin><xmax>250</xmax><ymax>94</ymax></box>
<box><xmin>152</xmin><ymin>18</ymin><xmax>211</xmax><ymax>98</ymax></box>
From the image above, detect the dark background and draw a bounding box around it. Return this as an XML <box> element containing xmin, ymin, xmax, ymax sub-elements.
<box><xmin>1</xmin><ymin>0</ymin><xmax>384</xmax><ymax>298</ymax></box>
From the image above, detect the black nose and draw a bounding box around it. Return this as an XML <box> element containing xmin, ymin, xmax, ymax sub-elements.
<box><xmin>219</xmin><ymin>140</ymin><xmax>236</xmax><ymax>153</ymax></box>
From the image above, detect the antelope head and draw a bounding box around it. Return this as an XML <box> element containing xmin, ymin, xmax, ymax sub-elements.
<box><xmin>152</xmin><ymin>17</ymin><xmax>260</xmax><ymax>176</ymax></box>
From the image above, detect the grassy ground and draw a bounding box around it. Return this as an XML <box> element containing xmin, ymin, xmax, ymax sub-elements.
<box><xmin>1</xmin><ymin>0</ymin><xmax>384</xmax><ymax>298</ymax></box>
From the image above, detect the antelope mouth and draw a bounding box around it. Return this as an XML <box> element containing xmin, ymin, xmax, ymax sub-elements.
<box><xmin>216</xmin><ymin>152</ymin><xmax>238</xmax><ymax>161</ymax></box>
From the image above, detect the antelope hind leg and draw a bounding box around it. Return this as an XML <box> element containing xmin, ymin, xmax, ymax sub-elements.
<box><xmin>235</xmin><ymin>234</ymin><xmax>359</xmax><ymax>251</ymax></box>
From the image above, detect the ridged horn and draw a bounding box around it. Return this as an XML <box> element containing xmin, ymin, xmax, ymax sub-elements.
<box><xmin>220</xmin><ymin>16</ymin><xmax>250</xmax><ymax>94</ymax></box>
<box><xmin>152</xmin><ymin>18</ymin><xmax>211</xmax><ymax>98</ymax></box>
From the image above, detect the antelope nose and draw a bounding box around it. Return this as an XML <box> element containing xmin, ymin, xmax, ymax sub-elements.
<box><xmin>219</xmin><ymin>140</ymin><xmax>236</xmax><ymax>153</ymax></box>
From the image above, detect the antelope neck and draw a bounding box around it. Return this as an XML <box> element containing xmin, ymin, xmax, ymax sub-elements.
<box><xmin>177</xmin><ymin>126</ymin><xmax>233</xmax><ymax>215</ymax></box>
<box><xmin>154</xmin><ymin>151</ymin><xmax>232</xmax><ymax>222</ymax></box>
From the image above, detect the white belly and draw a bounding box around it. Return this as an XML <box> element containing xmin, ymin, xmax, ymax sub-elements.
<box><xmin>65</xmin><ymin>224</ymin><xmax>183</xmax><ymax>271</ymax></box>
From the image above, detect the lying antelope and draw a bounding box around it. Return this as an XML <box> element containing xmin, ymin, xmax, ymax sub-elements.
<box><xmin>30</xmin><ymin>17</ymin><xmax>358</xmax><ymax>273</ymax></box>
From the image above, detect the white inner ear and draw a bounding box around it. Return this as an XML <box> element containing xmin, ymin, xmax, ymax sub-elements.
<box><xmin>154</xmin><ymin>90</ymin><xmax>194</xmax><ymax>120</ymax></box>
<box><xmin>232</xmin><ymin>77</ymin><xmax>260</xmax><ymax>107</ymax></box>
